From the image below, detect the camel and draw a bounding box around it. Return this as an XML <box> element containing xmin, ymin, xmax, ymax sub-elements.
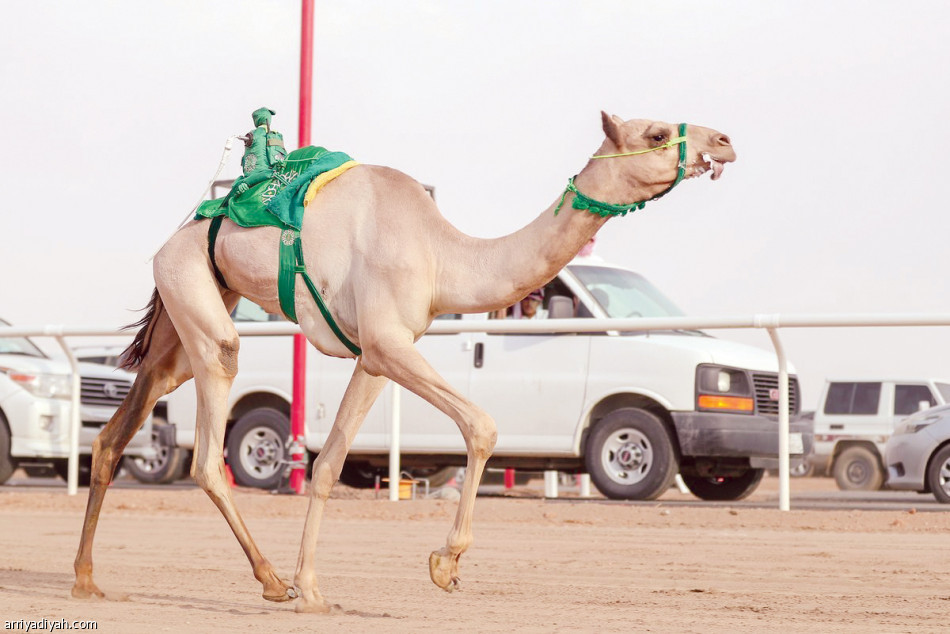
<box><xmin>71</xmin><ymin>112</ymin><xmax>735</xmax><ymax>612</ymax></box>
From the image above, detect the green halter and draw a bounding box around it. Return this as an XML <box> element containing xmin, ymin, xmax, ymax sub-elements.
<box><xmin>554</xmin><ymin>123</ymin><xmax>688</xmax><ymax>217</ymax></box>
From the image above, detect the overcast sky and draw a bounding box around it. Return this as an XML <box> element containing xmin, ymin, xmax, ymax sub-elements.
<box><xmin>2</xmin><ymin>1</ymin><xmax>949</xmax><ymax>404</ymax></box>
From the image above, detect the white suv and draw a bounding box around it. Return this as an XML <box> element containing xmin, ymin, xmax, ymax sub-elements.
<box><xmin>0</xmin><ymin>319</ymin><xmax>152</xmax><ymax>484</ymax></box>
<box><xmin>163</xmin><ymin>257</ymin><xmax>812</xmax><ymax>501</ymax></box>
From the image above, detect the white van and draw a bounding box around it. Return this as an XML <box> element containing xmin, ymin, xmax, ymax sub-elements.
<box><xmin>0</xmin><ymin>319</ymin><xmax>152</xmax><ymax>484</ymax></box>
<box><xmin>162</xmin><ymin>256</ymin><xmax>811</xmax><ymax>501</ymax></box>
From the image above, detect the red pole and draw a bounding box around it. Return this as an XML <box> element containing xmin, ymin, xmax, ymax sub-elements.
<box><xmin>290</xmin><ymin>0</ymin><xmax>315</xmax><ymax>494</ymax></box>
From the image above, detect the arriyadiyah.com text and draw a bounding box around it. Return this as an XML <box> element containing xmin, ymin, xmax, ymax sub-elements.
<box><xmin>5</xmin><ymin>619</ymin><xmax>98</xmax><ymax>632</ymax></box>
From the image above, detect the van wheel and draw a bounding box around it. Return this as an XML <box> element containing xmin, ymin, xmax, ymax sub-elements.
<box><xmin>123</xmin><ymin>417</ymin><xmax>185</xmax><ymax>484</ymax></box>
<box><xmin>833</xmin><ymin>446</ymin><xmax>884</xmax><ymax>491</ymax></box>
<box><xmin>338</xmin><ymin>461</ymin><xmax>382</xmax><ymax>488</ymax></box>
<box><xmin>926</xmin><ymin>445</ymin><xmax>950</xmax><ymax>503</ymax></box>
<box><xmin>585</xmin><ymin>408</ymin><xmax>677</xmax><ymax>500</ymax></box>
<box><xmin>410</xmin><ymin>466</ymin><xmax>459</xmax><ymax>488</ymax></box>
<box><xmin>681</xmin><ymin>468</ymin><xmax>764</xmax><ymax>501</ymax></box>
<box><xmin>0</xmin><ymin>414</ymin><xmax>18</xmax><ymax>484</ymax></box>
<box><xmin>226</xmin><ymin>408</ymin><xmax>290</xmax><ymax>489</ymax></box>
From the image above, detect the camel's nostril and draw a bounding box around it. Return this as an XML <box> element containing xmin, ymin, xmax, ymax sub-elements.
<box><xmin>715</xmin><ymin>133</ymin><xmax>732</xmax><ymax>146</ymax></box>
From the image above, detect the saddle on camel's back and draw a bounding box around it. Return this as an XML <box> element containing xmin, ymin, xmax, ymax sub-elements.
<box><xmin>194</xmin><ymin>107</ymin><xmax>362</xmax><ymax>355</ymax></box>
<box><xmin>196</xmin><ymin>143</ymin><xmax>358</xmax><ymax>232</ymax></box>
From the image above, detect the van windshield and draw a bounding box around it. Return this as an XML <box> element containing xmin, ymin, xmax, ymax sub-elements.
<box><xmin>568</xmin><ymin>266</ymin><xmax>685</xmax><ymax>319</ymax></box>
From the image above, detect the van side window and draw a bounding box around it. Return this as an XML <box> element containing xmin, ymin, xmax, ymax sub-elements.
<box><xmin>894</xmin><ymin>385</ymin><xmax>936</xmax><ymax>416</ymax></box>
<box><xmin>824</xmin><ymin>382</ymin><xmax>882</xmax><ymax>415</ymax></box>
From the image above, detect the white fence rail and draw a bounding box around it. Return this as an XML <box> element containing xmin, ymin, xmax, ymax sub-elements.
<box><xmin>4</xmin><ymin>312</ymin><xmax>950</xmax><ymax>506</ymax></box>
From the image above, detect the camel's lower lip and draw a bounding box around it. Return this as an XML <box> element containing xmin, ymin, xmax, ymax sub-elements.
<box><xmin>688</xmin><ymin>153</ymin><xmax>726</xmax><ymax>180</ymax></box>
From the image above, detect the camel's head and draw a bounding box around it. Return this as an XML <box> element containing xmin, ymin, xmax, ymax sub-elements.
<box><xmin>597</xmin><ymin>112</ymin><xmax>736</xmax><ymax>199</ymax></box>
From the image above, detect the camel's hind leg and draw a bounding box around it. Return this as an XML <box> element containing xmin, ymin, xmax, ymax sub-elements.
<box><xmin>72</xmin><ymin>298</ymin><xmax>192</xmax><ymax>599</ymax></box>
<box><xmin>157</xmin><ymin>274</ymin><xmax>295</xmax><ymax>603</ymax></box>
<box><xmin>360</xmin><ymin>336</ymin><xmax>497</xmax><ymax>592</ymax></box>
<box><xmin>293</xmin><ymin>358</ymin><xmax>388</xmax><ymax>613</ymax></box>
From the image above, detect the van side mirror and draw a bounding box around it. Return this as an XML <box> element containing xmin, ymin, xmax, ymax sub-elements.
<box><xmin>919</xmin><ymin>400</ymin><xmax>932</xmax><ymax>412</ymax></box>
<box><xmin>548</xmin><ymin>296</ymin><xmax>574</xmax><ymax>319</ymax></box>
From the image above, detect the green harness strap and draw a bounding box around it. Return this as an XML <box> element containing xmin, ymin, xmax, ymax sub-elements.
<box><xmin>278</xmin><ymin>229</ymin><xmax>362</xmax><ymax>356</ymax></box>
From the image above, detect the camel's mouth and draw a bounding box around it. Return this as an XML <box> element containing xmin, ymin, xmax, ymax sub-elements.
<box><xmin>688</xmin><ymin>152</ymin><xmax>729</xmax><ymax>181</ymax></box>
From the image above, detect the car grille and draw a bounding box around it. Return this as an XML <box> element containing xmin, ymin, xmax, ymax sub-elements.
<box><xmin>80</xmin><ymin>377</ymin><xmax>132</xmax><ymax>407</ymax></box>
<box><xmin>752</xmin><ymin>373</ymin><xmax>801</xmax><ymax>416</ymax></box>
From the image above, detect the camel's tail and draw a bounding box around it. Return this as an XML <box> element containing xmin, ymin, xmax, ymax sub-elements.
<box><xmin>119</xmin><ymin>288</ymin><xmax>164</xmax><ymax>371</ymax></box>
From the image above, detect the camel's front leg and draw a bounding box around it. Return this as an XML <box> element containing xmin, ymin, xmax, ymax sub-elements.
<box><xmin>294</xmin><ymin>359</ymin><xmax>388</xmax><ymax>613</ymax></box>
<box><xmin>361</xmin><ymin>339</ymin><xmax>497</xmax><ymax>592</ymax></box>
<box><xmin>427</xmin><ymin>427</ymin><xmax>493</xmax><ymax>591</ymax></box>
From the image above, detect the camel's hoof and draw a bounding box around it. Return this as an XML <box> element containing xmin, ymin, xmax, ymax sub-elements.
<box><xmin>71</xmin><ymin>581</ymin><xmax>105</xmax><ymax>600</ymax></box>
<box><xmin>428</xmin><ymin>550</ymin><xmax>461</xmax><ymax>593</ymax></box>
<box><xmin>263</xmin><ymin>583</ymin><xmax>297</xmax><ymax>603</ymax></box>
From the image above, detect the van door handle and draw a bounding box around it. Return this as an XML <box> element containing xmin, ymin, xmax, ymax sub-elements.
<box><xmin>473</xmin><ymin>342</ymin><xmax>484</xmax><ymax>368</ymax></box>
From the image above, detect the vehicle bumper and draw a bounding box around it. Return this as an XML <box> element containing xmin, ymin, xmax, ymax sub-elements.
<box><xmin>670</xmin><ymin>411</ymin><xmax>813</xmax><ymax>459</ymax></box>
<box><xmin>883</xmin><ymin>433</ymin><xmax>931</xmax><ymax>491</ymax></box>
<box><xmin>5</xmin><ymin>393</ymin><xmax>151</xmax><ymax>458</ymax></box>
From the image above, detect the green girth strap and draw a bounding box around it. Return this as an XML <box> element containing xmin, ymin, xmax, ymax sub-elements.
<box><xmin>278</xmin><ymin>229</ymin><xmax>362</xmax><ymax>356</ymax></box>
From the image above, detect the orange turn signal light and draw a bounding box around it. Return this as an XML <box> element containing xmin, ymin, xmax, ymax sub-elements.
<box><xmin>697</xmin><ymin>394</ymin><xmax>754</xmax><ymax>412</ymax></box>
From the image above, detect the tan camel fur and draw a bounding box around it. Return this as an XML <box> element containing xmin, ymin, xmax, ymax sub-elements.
<box><xmin>71</xmin><ymin>112</ymin><xmax>735</xmax><ymax>612</ymax></box>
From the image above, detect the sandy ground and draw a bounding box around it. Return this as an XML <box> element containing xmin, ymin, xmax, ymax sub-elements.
<box><xmin>1</xmin><ymin>474</ymin><xmax>948</xmax><ymax>633</ymax></box>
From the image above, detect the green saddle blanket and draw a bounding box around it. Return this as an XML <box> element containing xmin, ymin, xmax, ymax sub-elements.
<box><xmin>195</xmin><ymin>146</ymin><xmax>354</xmax><ymax>230</ymax></box>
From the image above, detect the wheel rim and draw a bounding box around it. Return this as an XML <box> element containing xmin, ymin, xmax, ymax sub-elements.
<box><xmin>237</xmin><ymin>426</ymin><xmax>285</xmax><ymax>480</ymax></box>
<box><xmin>600</xmin><ymin>427</ymin><xmax>654</xmax><ymax>486</ymax></box>
<box><xmin>131</xmin><ymin>429</ymin><xmax>170</xmax><ymax>474</ymax></box>
<box><xmin>845</xmin><ymin>459</ymin><xmax>869</xmax><ymax>486</ymax></box>
<box><xmin>938</xmin><ymin>457</ymin><xmax>950</xmax><ymax>498</ymax></box>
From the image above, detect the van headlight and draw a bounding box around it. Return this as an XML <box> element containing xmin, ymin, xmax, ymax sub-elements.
<box><xmin>696</xmin><ymin>365</ymin><xmax>754</xmax><ymax>414</ymax></box>
<box><xmin>0</xmin><ymin>368</ymin><xmax>72</xmax><ymax>399</ymax></box>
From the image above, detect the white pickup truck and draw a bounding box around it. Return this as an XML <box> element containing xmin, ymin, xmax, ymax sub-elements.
<box><xmin>161</xmin><ymin>256</ymin><xmax>811</xmax><ymax>501</ymax></box>
<box><xmin>808</xmin><ymin>379</ymin><xmax>950</xmax><ymax>490</ymax></box>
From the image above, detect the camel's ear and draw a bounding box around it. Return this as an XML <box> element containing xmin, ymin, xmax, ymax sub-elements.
<box><xmin>601</xmin><ymin>111</ymin><xmax>625</xmax><ymax>148</ymax></box>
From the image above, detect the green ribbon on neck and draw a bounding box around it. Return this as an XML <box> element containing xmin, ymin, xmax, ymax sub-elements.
<box><xmin>554</xmin><ymin>177</ymin><xmax>647</xmax><ymax>217</ymax></box>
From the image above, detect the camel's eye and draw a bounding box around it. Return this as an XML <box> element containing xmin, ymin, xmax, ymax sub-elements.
<box><xmin>651</xmin><ymin>133</ymin><xmax>667</xmax><ymax>144</ymax></box>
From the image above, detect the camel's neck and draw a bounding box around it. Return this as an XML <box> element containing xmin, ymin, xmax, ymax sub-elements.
<box><xmin>434</xmin><ymin>154</ymin><xmax>650</xmax><ymax>315</ymax></box>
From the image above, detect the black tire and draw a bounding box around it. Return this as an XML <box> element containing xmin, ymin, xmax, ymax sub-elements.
<box><xmin>123</xmin><ymin>417</ymin><xmax>186</xmax><ymax>485</ymax></box>
<box><xmin>408</xmin><ymin>466</ymin><xmax>459</xmax><ymax>488</ymax></box>
<box><xmin>681</xmin><ymin>468</ymin><xmax>765</xmax><ymax>501</ymax></box>
<box><xmin>226</xmin><ymin>408</ymin><xmax>290</xmax><ymax>489</ymax></box>
<box><xmin>833</xmin><ymin>445</ymin><xmax>884</xmax><ymax>491</ymax></box>
<box><xmin>0</xmin><ymin>413</ymin><xmax>17</xmax><ymax>484</ymax></box>
<box><xmin>338</xmin><ymin>460</ymin><xmax>382</xmax><ymax>489</ymax></box>
<box><xmin>52</xmin><ymin>455</ymin><xmax>93</xmax><ymax>487</ymax></box>
<box><xmin>926</xmin><ymin>445</ymin><xmax>950</xmax><ymax>504</ymax></box>
<box><xmin>584</xmin><ymin>408</ymin><xmax>677</xmax><ymax>500</ymax></box>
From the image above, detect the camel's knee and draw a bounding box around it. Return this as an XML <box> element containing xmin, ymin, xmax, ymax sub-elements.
<box><xmin>469</xmin><ymin>411</ymin><xmax>497</xmax><ymax>459</ymax></box>
<box><xmin>309</xmin><ymin>459</ymin><xmax>339</xmax><ymax>500</ymax></box>
<box><xmin>193</xmin><ymin>460</ymin><xmax>227</xmax><ymax>494</ymax></box>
